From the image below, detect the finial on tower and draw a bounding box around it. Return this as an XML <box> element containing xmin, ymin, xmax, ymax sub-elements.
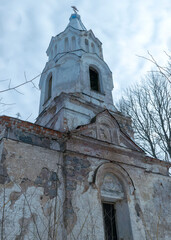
<box><xmin>71</xmin><ymin>6</ymin><xmax>79</xmax><ymax>14</ymax></box>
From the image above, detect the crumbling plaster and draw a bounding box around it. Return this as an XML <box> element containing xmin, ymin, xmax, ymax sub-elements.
<box><xmin>0</xmin><ymin>115</ymin><xmax>171</xmax><ymax>240</ymax></box>
<box><xmin>0</xmin><ymin>139</ymin><xmax>65</xmax><ymax>240</ymax></box>
<box><xmin>63</xmin><ymin>151</ymin><xmax>171</xmax><ymax>240</ymax></box>
<box><xmin>3</xmin><ymin>139</ymin><xmax>62</xmax><ymax>181</ymax></box>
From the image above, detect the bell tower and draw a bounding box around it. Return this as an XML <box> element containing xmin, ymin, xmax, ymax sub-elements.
<box><xmin>36</xmin><ymin>11</ymin><xmax>117</xmax><ymax>131</ymax></box>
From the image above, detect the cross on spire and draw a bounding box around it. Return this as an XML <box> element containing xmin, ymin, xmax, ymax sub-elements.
<box><xmin>71</xmin><ymin>6</ymin><xmax>79</xmax><ymax>14</ymax></box>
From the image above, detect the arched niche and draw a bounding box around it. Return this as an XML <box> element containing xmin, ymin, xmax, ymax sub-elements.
<box><xmin>65</xmin><ymin>37</ymin><xmax>69</xmax><ymax>51</ymax></box>
<box><xmin>85</xmin><ymin>38</ymin><xmax>89</xmax><ymax>52</ymax></box>
<box><xmin>91</xmin><ymin>42</ymin><xmax>95</xmax><ymax>53</ymax></box>
<box><xmin>51</xmin><ymin>49</ymin><xmax>53</xmax><ymax>59</ymax></box>
<box><xmin>71</xmin><ymin>36</ymin><xmax>76</xmax><ymax>50</ymax></box>
<box><xmin>95</xmin><ymin>163</ymin><xmax>134</xmax><ymax>240</ymax></box>
<box><xmin>95</xmin><ymin>112</ymin><xmax>120</xmax><ymax>144</ymax></box>
<box><xmin>55</xmin><ymin>44</ymin><xmax>57</xmax><ymax>55</ymax></box>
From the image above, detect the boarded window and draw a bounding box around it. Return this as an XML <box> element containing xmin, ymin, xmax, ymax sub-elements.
<box><xmin>89</xmin><ymin>67</ymin><xmax>100</xmax><ymax>92</ymax></box>
<box><xmin>103</xmin><ymin>203</ymin><xmax>118</xmax><ymax>240</ymax></box>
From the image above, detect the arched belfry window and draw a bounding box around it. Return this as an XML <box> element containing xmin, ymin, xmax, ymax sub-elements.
<box><xmin>45</xmin><ymin>75</ymin><xmax>52</xmax><ymax>102</ymax></box>
<box><xmin>89</xmin><ymin>67</ymin><xmax>100</xmax><ymax>92</ymax></box>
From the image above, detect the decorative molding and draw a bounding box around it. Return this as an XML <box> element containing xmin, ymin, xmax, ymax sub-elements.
<box><xmin>101</xmin><ymin>173</ymin><xmax>124</xmax><ymax>201</ymax></box>
<box><xmin>79</xmin><ymin>110</ymin><xmax>141</xmax><ymax>151</ymax></box>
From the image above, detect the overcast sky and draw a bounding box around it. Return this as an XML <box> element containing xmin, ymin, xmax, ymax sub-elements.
<box><xmin>0</xmin><ymin>0</ymin><xmax>170</xmax><ymax>122</ymax></box>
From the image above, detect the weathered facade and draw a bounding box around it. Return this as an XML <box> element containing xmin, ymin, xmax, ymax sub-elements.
<box><xmin>0</xmin><ymin>12</ymin><xmax>171</xmax><ymax>240</ymax></box>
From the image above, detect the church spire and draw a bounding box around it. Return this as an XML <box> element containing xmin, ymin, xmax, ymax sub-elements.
<box><xmin>37</xmin><ymin>12</ymin><xmax>116</xmax><ymax>131</ymax></box>
<box><xmin>66</xmin><ymin>7</ymin><xmax>87</xmax><ymax>31</ymax></box>
<box><xmin>67</xmin><ymin>13</ymin><xmax>87</xmax><ymax>31</ymax></box>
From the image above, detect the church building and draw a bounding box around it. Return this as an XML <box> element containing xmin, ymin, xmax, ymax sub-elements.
<box><xmin>0</xmin><ymin>11</ymin><xmax>171</xmax><ymax>240</ymax></box>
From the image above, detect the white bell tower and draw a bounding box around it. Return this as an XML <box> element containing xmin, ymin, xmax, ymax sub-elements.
<box><xmin>36</xmin><ymin>11</ymin><xmax>117</xmax><ymax>131</ymax></box>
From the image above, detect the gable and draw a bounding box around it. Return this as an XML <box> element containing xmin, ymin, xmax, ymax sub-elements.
<box><xmin>75</xmin><ymin>110</ymin><xmax>143</xmax><ymax>152</ymax></box>
<box><xmin>87</xmin><ymin>30</ymin><xmax>102</xmax><ymax>45</ymax></box>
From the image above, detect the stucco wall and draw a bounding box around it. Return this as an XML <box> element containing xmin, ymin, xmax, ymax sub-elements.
<box><xmin>0</xmin><ymin>139</ymin><xmax>65</xmax><ymax>240</ymax></box>
<box><xmin>0</xmin><ymin>124</ymin><xmax>171</xmax><ymax>240</ymax></box>
<box><xmin>63</xmin><ymin>152</ymin><xmax>171</xmax><ymax>240</ymax></box>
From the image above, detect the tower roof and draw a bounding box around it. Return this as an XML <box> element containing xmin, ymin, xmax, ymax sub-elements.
<box><xmin>66</xmin><ymin>13</ymin><xmax>87</xmax><ymax>31</ymax></box>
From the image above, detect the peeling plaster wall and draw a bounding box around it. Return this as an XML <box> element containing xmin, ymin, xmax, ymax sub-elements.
<box><xmin>0</xmin><ymin>139</ymin><xmax>65</xmax><ymax>240</ymax></box>
<box><xmin>0</xmin><ymin>136</ymin><xmax>171</xmax><ymax>240</ymax></box>
<box><xmin>63</xmin><ymin>151</ymin><xmax>171</xmax><ymax>240</ymax></box>
<box><xmin>127</xmin><ymin>167</ymin><xmax>171</xmax><ymax>240</ymax></box>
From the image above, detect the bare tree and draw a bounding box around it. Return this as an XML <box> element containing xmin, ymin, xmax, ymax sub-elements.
<box><xmin>138</xmin><ymin>51</ymin><xmax>171</xmax><ymax>83</ymax></box>
<box><xmin>117</xmin><ymin>71</ymin><xmax>171</xmax><ymax>161</ymax></box>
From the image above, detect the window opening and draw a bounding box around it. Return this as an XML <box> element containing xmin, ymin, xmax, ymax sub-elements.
<box><xmin>45</xmin><ymin>76</ymin><xmax>52</xmax><ymax>103</ymax></box>
<box><xmin>48</xmin><ymin>76</ymin><xmax>52</xmax><ymax>100</ymax></box>
<box><xmin>98</xmin><ymin>171</ymin><xmax>133</xmax><ymax>240</ymax></box>
<box><xmin>103</xmin><ymin>203</ymin><xmax>118</xmax><ymax>240</ymax></box>
<box><xmin>89</xmin><ymin>67</ymin><xmax>100</xmax><ymax>92</ymax></box>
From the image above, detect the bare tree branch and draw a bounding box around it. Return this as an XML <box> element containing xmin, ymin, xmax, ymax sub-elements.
<box><xmin>117</xmin><ymin>63</ymin><xmax>171</xmax><ymax>161</ymax></box>
<box><xmin>137</xmin><ymin>51</ymin><xmax>171</xmax><ymax>83</ymax></box>
<box><xmin>0</xmin><ymin>65</ymin><xmax>56</xmax><ymax>94</ymax></box>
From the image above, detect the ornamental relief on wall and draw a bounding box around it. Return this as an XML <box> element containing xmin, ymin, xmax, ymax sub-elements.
<box><xmin>101</xmin><ymin>173</ymin><xmax>124</xmax><ymax>201</ymax></box>
<box><xmin>81</xmin><ymin>123</ymin><xmax>120</xmax><ymax>145</ymax></box>
<box><xmin>98</xmin><ymin>125</ymin><xmax>112</xmax><ymax>142</ymax></box>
